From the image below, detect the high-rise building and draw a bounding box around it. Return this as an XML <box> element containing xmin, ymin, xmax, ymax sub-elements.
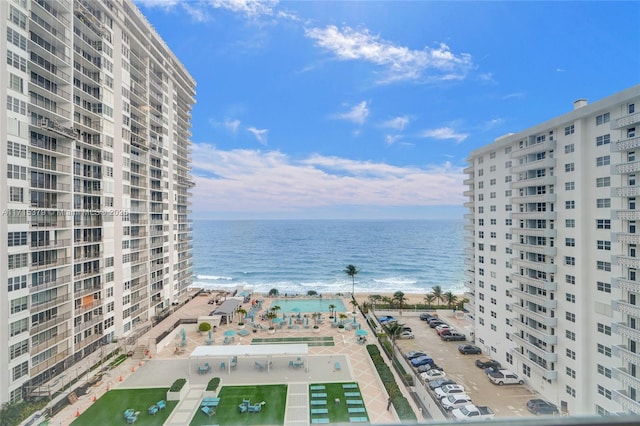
<box><xmin>1</xmin><ymin>0</ymin><xmax>195</xmax><ymax>404</ymax></box>
<box><xmin>464</xmin><ymin>86</ymin><xmax>640</xmax><ymax>416</ymax></box>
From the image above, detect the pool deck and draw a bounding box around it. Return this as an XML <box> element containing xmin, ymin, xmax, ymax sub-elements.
<box><xmin>53</xmin><ymin>294</ymin><xmax>416</xmax><ymax>425</ymax></box>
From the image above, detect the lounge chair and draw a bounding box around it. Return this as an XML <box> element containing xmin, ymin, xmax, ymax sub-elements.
<box><xmin>157</xmin><ymin>400</ymin><xmax>166</xmax><ymax>410</ymax></box>
<box><xmin>148</xmin><ymin>405</ymin><xmax>158</xmax><ymax>415</ymax></box>
<box><xmin>201</xmin><ymin>406</ymin><xmax>215</xmax><ymax>417</ymax></box>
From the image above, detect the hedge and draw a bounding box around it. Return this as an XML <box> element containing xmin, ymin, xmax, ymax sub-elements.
<box><xmin>170</xmin><ymin>378</ymin><xmax>187</xmax><ymax>392</ymax></box>
<box><xmin>206</xmin><ymin>377</ymin><xmax>220</xmax><ymax>392</ymax></box>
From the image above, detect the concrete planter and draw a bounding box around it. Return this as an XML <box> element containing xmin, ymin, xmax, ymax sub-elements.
<box><xmin>268</xmin><ymin>328</ymin><xmax>276</xmax><ymax>335</ymax></box>
<box><xmin>337</xmin><ymin>326</ymin><xmax>345</xmax><ymax>333</ymax></box>
<box><xmin>312</xmin><ymin>326</ymin><xmax>320</xmax><ymax>334</ymax></box>
<box><xmin>167</xmin><ymin>380</ymin><xmax>189</xmax><ymax>401</ymax></box>
<box><xmin>238</xmin><ymin>323</ymin><xmax>246</xmax><ymax>329</ymax></box>
<box><xmin>203</xmin><ymin>390</ymin><xmax>217</xmax><ymax>398</ymax></box>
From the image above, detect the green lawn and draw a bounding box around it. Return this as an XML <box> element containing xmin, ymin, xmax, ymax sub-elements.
<box><xmin>189</xmin><ymin>384</ymin><xmax>287</xmax><ymax>426</ymax></box>
<box><xmin>71</xmin><ymin>388</ymin><xmax>177</xmax><ymax>426</ymax></box>
<box><xmin>309</xmin><ymin>382</ymin><xmax>368</xmax><ymax>424</ymax></box>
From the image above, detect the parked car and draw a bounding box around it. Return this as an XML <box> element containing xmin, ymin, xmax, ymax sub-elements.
<box><xmin>429</xmin><ymin>320</ymin><xmax>446</xmax><ymax>328</ymax></box>
<box><xmin>411</xmin><ymin>355</ymin><xmax>436</xmax><ymax>367</ymax></box>
<box><xmin>402</xmin><ymin>326</ymin><xmax>412</xmax><ymax>332</ymax></box>
<box><xmin>404</xmin><ymin>350</ymin><xmax>427</xmax><ymax>360</ymax></box>
<box><xmin>435</xmin><ymin>324</ymin><xmax>451</xmax><ymax>333</ymax></box>
<box><xmin>399</xmin><ymin>331</ymin><xmax>415</xmax><ymax>339</ymax></box>
<box><xmin>429</xmin><ymin>378</ymin><xmax>457</xmax><ymax>391</ymax></box>
<box><xmin>420</xmin><ymin>369</ymin><xmax>446</xmax><ymax>381</ymax></box>
<box><xmin>527</xmin><ymin>399</ymin><xmax>559</xmax><ymax>415</ymax></box>
<box><xmin>417</xmin><ymin>363</ymin><xmax>442</xmax><ymax>373</ymax></box>
<box><xmin>419</xmin><ymin>313</ymin><xmax>434</xmax><ymax>321</ymax></box>
<box><xmin>451</xmin><ymin>404</ymin><xmax>495</xmax><ymax>421</ymax></box>
<box><xmin>434</xmin><ymin>384</ymin><xmax>466</xmax><ymax>399</ymax></box>
<box><xmin>378</xmin><ymin>315</ymin><xmax>396</xmax><ymax>324</ymax></box>
<box><xmin>441</xmin><ymin>331</ymin><xmax>466</xmax><ymax>341</ymax></box>
<box><xmin>458</xmin><ymin>344</ymin><xmax>482</xmax><ymax>355</ymax></box>
<box><xmin>488</xmin><ymin>369</ymin><xmax>524</xmax><ymax>385</ymax></box>
<box><xmin>475</xmin><ymin>358</ymin><xmax>501</xmax><ymax>370</ymax></box>
<box><xmin>441</xmin><ymin>394</ymin><xmax>473</xmax><ymax>411</ymax></box>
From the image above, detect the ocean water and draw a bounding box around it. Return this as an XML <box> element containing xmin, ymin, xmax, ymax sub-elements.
<box><xmin>191</xmin><ymin>220</ymin><xmax>466</xmax><ymax>296</ymax></box>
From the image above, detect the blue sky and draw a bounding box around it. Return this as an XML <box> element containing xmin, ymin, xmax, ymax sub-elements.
<box><xmin>136</xmin><ymin>0</ymin><xmax>640</xmax><ymax>220</ymax></box>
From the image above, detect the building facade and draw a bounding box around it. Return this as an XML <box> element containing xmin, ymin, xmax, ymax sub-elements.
<box><xmin>465</xmin><ymin>86</ymin><xmax>640</xmax><ymax>416</ymax></box>
<box><xmin>0</xmin><ymin>0</ymin><xmax>195</xmax><ymax>404</ymax></box>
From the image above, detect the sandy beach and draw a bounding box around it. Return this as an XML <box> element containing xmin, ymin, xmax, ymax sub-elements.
<box><xmin>353</xmin><ymin>291</ymin><xmax>466</xmax><ymax>307</ymax></box>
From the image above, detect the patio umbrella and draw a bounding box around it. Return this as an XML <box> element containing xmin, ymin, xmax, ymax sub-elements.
<box><xmin>353</xmin><ymin>315</ymin><xmax>357</xmax><ymax>324</ymax></box>
<box><xmin>208</xmin><ymin>330</ymin><xmax>213</xmax><ymax>339</ymax></box>
<box><xmin>355</xmin><ymin>329</ymin><xmax>368</xmax><ymax>336</ymax></box>
<box><xmin>289</xmin><ymin>316</ymin><xmax>293</xmax><ymax>326</ymax></box>
<box><xmin>333</xmin><ymin>315</ymin><xmax>337</xmax><ymax>323</ymax></box>
<box><xmin>224</xmin><ymin>330</ymin><xmax>236</xmax><ymax>337</ymax></box>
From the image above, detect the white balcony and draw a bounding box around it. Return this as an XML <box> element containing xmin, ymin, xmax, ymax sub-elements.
<box><xmin>511</xmin><ymin>139</ymin><xmax>556</xmax><ymax>159</ymax></box>
<box><xmin>612</xmin><ymin>186</ymin><xmax>640</xmax><ymax>197</ymax></box>
<box><xmin>612</xmin><ymin>277</ymin><xmax>640</xmax><ymax>293</ymax></box>
<box><xmin>510</xmin><ymin>211</ymin><xmax>556</xmax><ymax>221</ymax></box>
<box><xmin>613</xmin><ymin>209</ymin><xmax>640</xmax><ymax>221</ymax></box>
<box><xmin>511</xmin><ymin>347</ymin><xmax>558</xmax><ymax>381</ymax></box>
<box><xmin>612</xmin><ymin>111</ymin><xmax>640</xmax><ymax>130</ymax></box>
<box><xmin>512</xmin><ymin>258</ymin><xmax>557</xmax><ymax>274</ymax></box>
<box><xmin>612</xmin><ymin>367</ymin><xmax>640</xmax><ymax>390</ymax></box>
<box><xmin>611</xmin><ymin>389</ymin><xmax>640</xmax><ymax>414</ymax></box>
<box><xmin>613</xmin><ymin>161</ymin><xmax>640</xmax><ymax>175</ymax></box>
<box><xmin>612</xmin><ymin>344</ymin><xmax>640</xmax><ymax>366</ymax></box>
<box><xmin>613</xmin><ymin>255</ymin><xmax>640</xmax><ymax>269</ymax></box>
<box><xmin>511</xmin><ymin>243</ymin><xmax>557</xmax><ymax>257</ymax></box>
<box><xmin>612</xmin><ymin>322</ymin><xmax>640</xmax><ymax>342</ymax></box>
<box><xmin>512</xmin><ymin>274</ymin><xmax>557</xmax><ymax>291</ymax></box>
<box><xmin>511</xmin><ymin>303</ymin><xmax>558</xmax><ymax>327</ymax></box>
<box><xmin>511</xmin><ymin>288</ymin><xmax>558</xmax><ymax>309</ymax></box>
<box><xmin>613</xmin><ymin>233</ymin><xmax>640</xmax><ymax>244</ymax></box>
<box><xmin>612</xmin><ymin>135</ymin><xmax>640</xmax><ymax>152</ymax></box>
<box><xmin>612</xmin><ymin>300</ymin><xmax>640</xmax><ymax>318</ymax></box>
<box><xmin>510</xmin><ymin>175</ymin><xmax>555</xmax><ymax>189</ymax></box>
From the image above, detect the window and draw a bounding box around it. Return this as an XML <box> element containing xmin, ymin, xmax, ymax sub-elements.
<box><xmin>6</xmin><ymin>27</ymin><xmax>27</xmax><ymax>50</ymax></box>
<box><xmin>9</xmin><ymin>186</ymin><xmax>23</xmax><ymax>202</ymax></box>
<box><xmin>596</xmin><ymin>219</ymin><xmax>611</xmax><ymax>229</ymax></box>
<box><xmin>8</xmin><ymin>73</ymin><xmax>23</xmax><ymax>93</ymax></box>
<box><xmin>490</xmin><ymin>165</ymin><xmax>496</xmax><ymax>172</ymax></box>
<box><xmin>597</xmin><ymin>261</ymin><xmax>611</xmax><ymax>271</ymax></box>
<box><xmin>597</xmin><ymin>281</ymin><xmax>611</xmax><ymax>293</ymax></box>
<box><xmin>565</xmin><ymin>181</ymin><xmax>575</xmax><ymax>190</ymax></box>
<box><xmin>566</xmin><ymin>275</ymin><xmax>575</xmax><ymax>285</ymax></box>
<box><xmin>7</xmin><ymin>164</ymin><xmax>26</xmax><ymax>180</ymax></box>
<box><xmin>596</xmin><ymin>177</ymin><xmax>611</xmax><ymax>187</ymax></box>
<box><xmin>596</xmin><ymin>134</ymin><xmax>611</xmax><ymax>146</ymax></box>
<box><xmin>598</xmin><ymin>385</ymin><xmax>612</xmax><ymax>400</ymax></box>
<box><xmin>596</xmin><ymin>198</ymin><xmax>611</xmax><ymax>208</ymax></box>
<box><xmin>8</xmin><ymin>232</ymin><xmax>27</xmax><ymax>246</ymax></box>
<box><xmin>12</xmin><ymin>361</ymin><xmax>29</xmax><ymax>381</ymax></box>
<box><xmin>9</xmin><ymin>6</ymin><xmax>27</xmax><ymax>29</ymax></box>
<box><xmin>565</xmin><ymin>256</ymin><xmax>575</xmax><ymax>266</ymax></box>
<box><xmin>490</xmin><ymin>192</ymin><xmax>496</xmax><ymax>199</ymax></box>
<box><xmin>566</xmin><ymin>219</ymin><xmax>575</xmax><ymax>228</ymax></box>
<box><xmin>597</xmin><ymin>364</ymin><xmax>612</xmax><ymax>378</ymax></box>
<box><xmin>597</xmin><ymin>323</ymin><xmax>612</xmax><ymax>335</ymax></box>
<box><xmin>566</xmin><ymin>330</ymin><xmax>576</xmax><ymax>341</ymax></box>
<box><xmin>6</xmin><ymin>50</ymin><xmax>26</xmax><ymax>72</ymax></box>
<box><xmin>478</xmin><ymin>181</ymin><xmax>484</xmax><ymax>189</ymax></box>
<box><xmin>629</xmin><ymin>128</ymin><xmax>636</xmax><ymax>138</ymax></box>
<box><xmin>596</xmin><ymin>113</ymin><xmax>610</xmax><ymax>125</ymax></box>
<box><xmin>597</xmin><ymin>240</ymin><xmax>611</xmax><ymax>250</ymax></box>
<box><xmin>596</xmin><ymin>156</ymin><xmax>610</xmax><ymax>167</ymax></box>
<box><xmin>566</xmin><ymin>293</ymin><xmax>576</xmax><ymax>303</ymax></box>
<box><xmin>565</xmin><ymin>201</ymin><xmax>575</xmax><ymax>209</ymax></box>
<box><xmin>565</xmin><ymin>163</ymin><xmax>575</xmax><ymax>172</ymax></box>
<box><xmin>566</xmin><ymin>348</ymin><xmax>576</xmax><ymax>360</ymax></box>
<box><xmin>566</xmin><ymin>367</ymin><xmax>576</xmax><ymax>379</ymax></box>
<box><xmin>565</xmin><ymin>238</ymin><xmax>575</xmax><ymax>247</ymax></box>
<box><xmin>630</xmin><ymin>104</ymin><xmax>636</xmax><ymax>114</ymax></box>
<box><xmin>566</xmin><ymin>312</ymin><xmax>576</xmax><ymax>322</ymax></box>
<box><xmin>597</xmin><ymin>344</ymin><xmax>612</xmax><ymax>357</ymax></box>
<box><xmin>490</xmin><ymin>179</ymin><xmax>496</xmax><ymax>186</ymax></box>
<box><xmin>505</xmin><ymin>176</ymin><xmax>512</xmax><ymax>183</ymax></box>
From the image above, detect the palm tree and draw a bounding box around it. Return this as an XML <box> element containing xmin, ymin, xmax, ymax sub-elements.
<box><xmin>266</xmin><ymin>311</ymin><xmax>277</xmax><ymax>328</ymax></box>
<box><xmin>328</xmin><ymin>304</ymin><xmax>336</xmax><ymax>318</ymax></box>
<box><xmin>386</xmin><ymin>322</ymin><xmax>404</xmax><ymax>357</ymax></box>
<box><xmin>350</xmin><ymin>300</ymin><xmax>358</xmax><ymax>313</ymax></box>
<box><xmin>457</xmin><ymin>297</ymin><xmax>469</xmax><ymax>311</ymax></box>
<box><xmin>344</xmin><ymin>264</ymin><xmax>360</xmax><ymax>296</ymax></box>
<box><xmin>391</xmin><ymin>291</ymin><xmax>407</xmax><ymax>309</ymax></box>
<box><xmin>424</xmin><ymin>294</ymin><xmax>436</xmax><ymax>310</ymax></box>
<box><xmin>271</xmin><ymin>305</ymin><xmax>281</xmax><ymax>319</ymax></box>
<box><xmin>338</xmin><ymin>313</ymin><xmax>348</xmax><ymax>325</ymax></box>
<box><xmin>443</xmin><ymin>291</ymin><xmax>458</xmax><ymax>309</ymax></box>
<box><xmin>431</xmin><ymin>285</ymin><xmax>444</xmax><ymax>308</ymax></box>
<box><xmin>236</xmin><ymin>308</ymin><xmax>247</xmax><ymax>325</ymax></box>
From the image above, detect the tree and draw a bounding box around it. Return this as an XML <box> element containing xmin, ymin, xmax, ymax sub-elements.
<box><xmin>444</xmin><ymin>291</ymin><xmax>458</xmax><ymax>309</ymax></box>
<box><xmin>386</xmin><ymin>322</ymin><xmax>404</xmax><ymax>357</ymax></box>
<box><xmin>271</xmin><ymin>305</ymin><xmax>281</xmax><ymax>318</ymax></box>
<box><xmin>338</xmin><ymin>313</ymin><xmax>348</xmax><ymax>325</ymax></box>
<box><xmin>391</xmin><ymin>291</ymin><xmax>407</xmax><ymax>309</ymax></box>
<box><xmin>328</xmin><ymin>303</ymin><xmax>336</xmax><ymax>318</ymax></box>
<box><xmin>457</xmin><ymin>297</ymin><xmax>469</xmax><ymax>311</ymax></box>
<box><xmin>424</xmin><ymin>294</ymin><xmax>436</xmax><ymax>310</ymax></box>
<box><xmin>268</xmin><ymin>288</ymin><xmax>279</xmax><ymax>296</ymax></box>
<box><xmin>307</xmin><ymin>290</ymin><xmax>318</xmax><ymax>296</ymax></box>
<box><xmin>266</xmin><ymin>311</ymin><xmax>277</xmax><ymax>328</ymax></box>
<box><xmin>344</xmin><ymin>264</ymin><xmax>360</xmax><ymax>296</ymax></box>
<box><xmin>350</xmin><ymin>300</ymin><xmax>359</xmax><ymax>313</ymax></box>
<box><xmin>236</xmin><ymin>308</ymin><xmax>247</xmax><ymax>325</ymax></box>
<box><xmin>431</xmin><ymin>285</ymin><xmax>444</xmax><ymax>307</ymax></box>
<box><xmin>368</xmin><ymin>294</ymin><xmax>382</xmax><ymax>304</ymax></box>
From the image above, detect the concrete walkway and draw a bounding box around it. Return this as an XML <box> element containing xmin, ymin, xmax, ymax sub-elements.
<box><xmin>164</xmin><ymin>385</ymin><xmax>206</xmax><ymax>426</ymax></box>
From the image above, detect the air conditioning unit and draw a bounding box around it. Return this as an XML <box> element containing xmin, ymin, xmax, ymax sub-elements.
<box><xmin>40</xmin><ymin>118</ymin><xmax>49</xmax><ymax>127</ymax></box>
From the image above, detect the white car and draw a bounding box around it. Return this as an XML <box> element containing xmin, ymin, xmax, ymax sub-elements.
<box><xmin>434</xmin><ymin>384</ymin><xmax>466</xmax><ymax>399</ymax></box>
<box><xmin>488</xmin><ymin>369</ymin><xmax>524</xmax><ymax>385</ymax></box>
<box><xmin>441</xmin><ymin>394</ymin><xmax>473</xmax><ymax>411</ymax></box>
<box><xmin>435</xmin><ymin>324</ymin><xmax>451</xmax><ymax>332</ymax></box>
<box><xmin>420</xmin><ymin>369</ymin><xmax>446</xmax><ymax>381</ymax></box>
<box><xmin>451</xmin><ymin>404</ymin><xmax>495</xmax><ymax>421</ymax></box>
<box><xmin>399</xmin><ymin>331</ymin><xmax>415</xmax><ymax>339</ymax></box>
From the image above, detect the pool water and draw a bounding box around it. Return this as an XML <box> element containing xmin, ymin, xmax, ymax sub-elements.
<box><xmin>270</xmin><ymin>298</ymin><xmax>347</xmax><ymax>313</ymax></box>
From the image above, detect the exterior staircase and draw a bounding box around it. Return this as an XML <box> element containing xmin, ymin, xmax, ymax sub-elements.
<box><xmin>132</xmin><ymin>345</ymin><xmax>147</xmax><ymax>359</ymax></box>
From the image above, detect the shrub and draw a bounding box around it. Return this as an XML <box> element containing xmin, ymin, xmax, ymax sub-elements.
<box><xmin>198</xmin><ymin>322</ymin><xmax>212</xmax><ymax>332</ymax></box>
<box><xmin>307</xmin><ymin>290</ymin><xmax>318</xmax><ymax>296</ymax></box>
<box><xmin>206</xmin><ymin>377</ymin><xmax>220</xmax><ymax>392</ymax></box>
<box><xmin>170</xmin><ymin>378</ymin><xmax>187</xmax><ymax>392</ymax></box>
<box><xmin>0</xmin><ymin>400</ymin><xmax>48</xmax><ymax>426</ymax></box>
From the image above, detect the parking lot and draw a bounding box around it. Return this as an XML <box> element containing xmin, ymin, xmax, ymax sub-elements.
<box><xmin>389</xmin><ymin>310</ymin><xmax>538</xmax><ymax>419</ymax></box>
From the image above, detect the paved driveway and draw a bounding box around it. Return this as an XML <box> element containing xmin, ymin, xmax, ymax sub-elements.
<box><xmin>392</xmin><ymin>311</ymin><xmax>537</xmax><ymax>419</ymax></box>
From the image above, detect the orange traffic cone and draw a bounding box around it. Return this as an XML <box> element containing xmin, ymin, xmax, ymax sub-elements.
<box><xmin>75</xmin><ymin>410</ymin><xmax>80</xmax><ymax>417</ymax></box>
<box><xmin>138</xmin><ymin>360</ymin><xmax>142</xmax><ymax>367</ymax></box>
<box><xmin>149</xmin><ymin>353</ymin><xmax>152</xmax><ymax>359</ymax></box>
<box><xmin>119</xmin><ymin>375</ymin><xmax>123</xmax><ymax>382</ymax></box>
<box><xmin>130</xmin><ymin>366</ymin><xmax>135</xmax><ymax>372</ymax></box>
<box><xmin>93</xmin><ymin>395</ymin><xmax>97</xmax><ymax>402</ymax></box>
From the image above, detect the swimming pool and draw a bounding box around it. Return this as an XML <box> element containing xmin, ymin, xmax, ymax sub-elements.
<box><xmin>270</xmin><ymin>298</ymin><xmax>347</xmax><ymax>313</ymax></box>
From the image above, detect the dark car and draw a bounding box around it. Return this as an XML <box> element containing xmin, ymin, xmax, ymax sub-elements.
<box><xmin>411</xmin><ymin>355</ymin><xmax>436</xmax><ymax>367</ymax></box>
<box><xmin>458</xmin><ymin>345</ymin><xmax>482</xmax><ymax>355</ymax></box>
<box><xmin>429</xmin><ymin>320</ymin><xmax>446</xmax><ymax>328</ymax></box>
<box><xmin>475</xmin><ymin>358</ymin><xmax>501</xmax><ymax>370</ymax></box>
<box><xmin>429</xmin><ymin>378</ymin><xmax>457</xmax><ymax>391</ymax></box>
<box><xmin>441</xmin><ymin>332</ymin><xmax>466</xmax><ymax>341</ymax></box>
<box><xmin>527</xmin><ymin>399</ymin><xmax>559</xmax><ymax>415</ymax></box>
<box><xmin>420</xmin><ymin>313</ymin><xmax>434</xmax><ymax>321</ymax></box>
<box><xmin>418</xmin><ymin>363</ymin><xmax>442</xmax><ymax>373</ymax></box>
<box><xmin>404</xmin><ymin>350</ymin><xmax>427</xmax><ymax>360</ymax></box>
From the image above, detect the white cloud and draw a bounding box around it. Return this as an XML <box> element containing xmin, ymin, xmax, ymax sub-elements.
<box><xmin>381</xmin><ymin>115</ymin><xmax>410</xmax><ymax>131</ymax></box>
<box><xmin>247</xmin><ymin>127</ymin><xmax>269</xmax><ymax>144</ymax></box>
<box><xmin>420</xmin><ymin>127</ymin><xmax>468</xmax><ymax>143</ymax></box>
<box><xmin>305</xmin><ymin>25</ymin><xmax>474</xmax><ymax>84</ymax></box>
<box><xmin>385</xmin><ymin>134</ymin><xmax>403</xmax><ymax>145</ymax></box>
<box><xmin>333</xmin><ymin>101</ymin><xmax>369</xmax><ymax>125</ymax></box>
<box><xmin>481</xmin><ymin>118</ymin><xmax>504</xmax><ymax>131</ymax></box>
<box><xmin>190</xmin><ymin>144</ymin><xmax>465</xmax><ymax>215</ymax></box>
<box><xmin>210</xmin><ymin>0</ymin><xmax>279</xmax><ymax>17</ymax></box>
<box><xmin>209</xmin><ymin>118</ymin><xmax>241</xmax><ymax>134</ymax></box>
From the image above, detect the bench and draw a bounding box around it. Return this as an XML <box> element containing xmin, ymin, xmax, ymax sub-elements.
<box><xmin>310</xmin><ymin>385</ymin><xmax>326</xmax><ymax>391</ymax></box>
<box><xmin>346</xmin><ymin>399</ymin><xmax>364</xmax><ymax>405</ymax></box>
<box><xmin>201</xmin><ymin>406</ymin><xmax>215</xmax><ymax>417</ymax></box>
<box><xmin>335</xmin><ymin>362</ymin><xmax>341</xmax><ymax>370</ymax></box>
<box><xmin>310</xmin><ymin>408</ymin><xmax>329</xmax><ymax>415</ymax></box>
<box><xmin>342</xmin><ymin>384</ymin><xmax>358</xmax><ymax>389</ymax></box>
<box><xmin>311</xmin><ymin>419</ymin><xmax>329</xmax><ymax>424</ymax></box>
<box><xmin>310</xmin><ymin>400</ymin><xmax>327</xmax><ymax>406</ymax></box>
<box><xmin>311</xmin><ymin>393</ymin><xmax>327</xmax><ymax>398</ymax></box>
<box><xmin>344</xmin><ymin>392</ymin><xmax>360</xmax><ymax>397</ymax></box>
<box><xmin>348</xmin><ymin>407</ymin><xmax>366</xmax><ymax>414</ymax></box>
<box><xmin>349</xmin><ymin>417</ymin><xmax>368</xmax><ymax>423</ymax></box>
